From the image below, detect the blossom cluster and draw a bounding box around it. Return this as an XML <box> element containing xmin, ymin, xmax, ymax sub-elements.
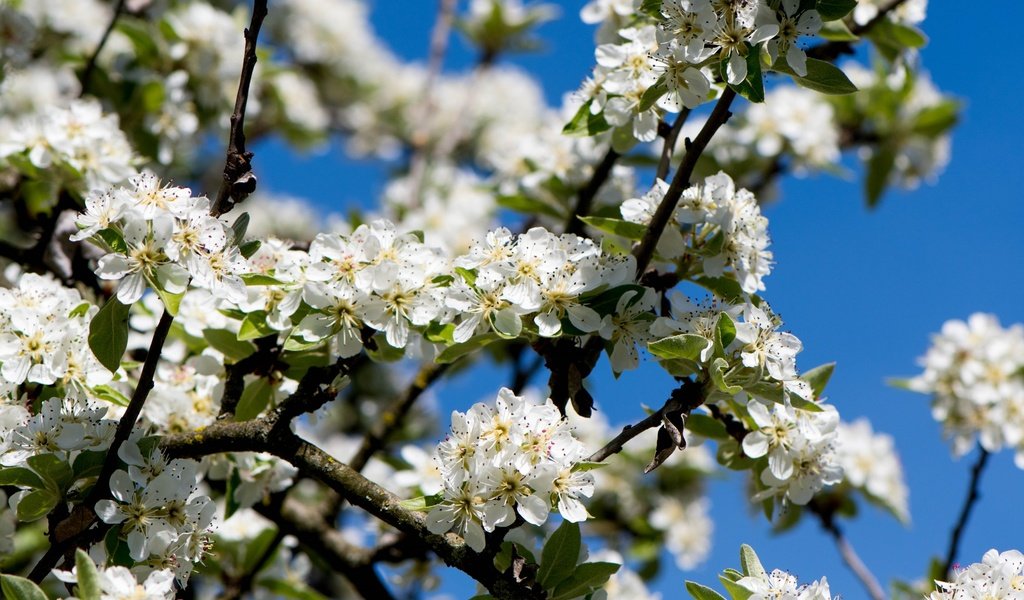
<box><xmin>0</xmin><ymin>98</ymin><xmax>136</xmax><ymax>193</ymax></box>
<box><xmin>834</xmin><ymin>418</ymin><xmax>910</xmax><ymax>522</ymax></box>
<box><xmin>426</xmin><ymin>388</ymin><xmax>594</xmax><ymax>551</ymax></box>
<box><xmin>0</xmin><ymin>396</ymin><xmax>114</xmax><ymax>473</ymax></box>
<box><xmin>75</xmin><ymin>172</ymin><xmax>248</xmax><ymax>305</ymax></box>
<box><xmin>622</xmin><ymin>171</ymin><xmax>772</xmax><ymax>293</ymax></box>
<box><xmin>907</xmin><ymin>313</ymin><xmax>1024</xmax><ymax>466</ymax></box>
<box><xmin>55</xmin><ymin>564</ymin><xmax>176</xmax><ymax>600</ymax></box>
<box><xmin>737</xmin><ymin>568</ymin><xmax>833</xmax><ymax>600</ymax></box>
<box><xmin>930</xmin><ymin>549</ymin><xmax>1024</xmax><ymax>600</ymax></box>
<box><xmin>0</xmin><ymin>270</ymin><xmax>110</xmax><ymax>389</ymax></box>
<box><xmin>577</xmin><ymin>0</ymin><xmax>821</xmax><ymax>142</ymax></box>
<box><xmin>94</xmin><ymin>441</ymin><xmax>214</xmax><ymax>582</ymax></box>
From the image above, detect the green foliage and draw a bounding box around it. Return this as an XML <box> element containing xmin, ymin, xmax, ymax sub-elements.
<box><xmin>88</xmin><ymin>297</ymin><xmax>131</xmax><ymax>373</ymax></box>
<box><xmin>538</xmin><ymin>520</ymin><xmax>581</xmax><ymax>590</ymax></box>
<box><xmin>0</xmin><ymin>574</ymin><xmax>48</xmax><ymax>600</ymax></box>
<box><xmin>76</xmin><ymin>549</ymin><xmax>102</xmax><ymax>600</ymax></box>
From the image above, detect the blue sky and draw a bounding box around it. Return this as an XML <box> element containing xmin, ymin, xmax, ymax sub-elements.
<box><xmin>255</xmin><ymin>2</ymin><xmax>1024</xmax><ymax>597</ymax></box>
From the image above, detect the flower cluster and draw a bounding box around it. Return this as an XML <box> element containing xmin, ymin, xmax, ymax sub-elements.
<box><xmin>95</xmin><ymin>441</ymin><xmax>215</xmax><ymax>582</ymax></box>
<box><xmin>0</xmin><ymin>396</ymin><xmax>114</xmax><ymax>474</ymax></box>
<box><xmin>622</xmin><ymin>171</ymin><xmax>771</xmax><ymax>293</ymax></box>
<box><xmin>75</xmin><ymin>172</ymin><xmax>248</xmax><ymax>305</ymax></box>
<box><xmin>426</xmin><ymin>388</ymin><xmax>593</xmax><ymax>551</ymax></box>
<box><xmin>55</xmin><ymin>563</ymin><xmax>176</xmax><ymax>600</ymax></box>
<box><xmin>0</xmin><ymin>271</ymin><xmax>110</xmax><ymax>388</ymax></box>
<box><xmin>0</xmin><ymin>98</ymin><xmax>136</xmax><ymax>192</ymax></box>
<box><xmin>737</xmin><ymin>568</ymin><xmax>833</xmax><ymax>600</ymax></box>
<box><xmin>907</xmin><ymin>313</ymin><xmax>1024</xmax><ymax>465</ymax></box>
<box><xmin>929</xmin><ymin>549</ymin><xmax>1024</xmax><ymax>600</ymax></box>
<box><xmin>834</xmin><ymin>418</ymin><xmax>910</xmax><ymax>522</ymax></box>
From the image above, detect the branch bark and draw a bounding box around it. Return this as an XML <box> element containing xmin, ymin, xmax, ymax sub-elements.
<box><xmin>943</xmin><ymin>446</ymin><xmax>990</xmax><ymax>578</ymax></box>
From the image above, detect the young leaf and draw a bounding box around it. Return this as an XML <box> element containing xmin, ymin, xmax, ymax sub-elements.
<box><xmin>686</xmin><ymin>581</ymin><xmax>728</xmax><ymax>600</ymax></box>
<box><xmin>775</xmin><ymin>58</ymin><xmax>858</xmax><ymax>95</ymax></box>
<box><xmin>204</xmin><ymin>329</ymin><xmax>257</xmax><ymax>362</ymax></box>
<box><xmin>0</xmin><ymin>575</ymin><xmax>49</xmax><ymax>600</ymax></box>
<box><xmin>235</xmin><ymin>377</ymin><xmax>274</xmax><ymax>421</ymax></box>
<box><xmin>436</xmin><ymin>332</ymin><xmax>504</xmax><ymax>364</ymax></box>
<box><xmin>238</xmin><ymin>310</ymin><xmax>276</xmax><ymax>340</ymax></box>
<box><xmin>75</xmin><ymin>549</ymin><xmax>102</xmax><ymax>600</ymax></box>
<box><xmin>578</xmin><ymin>216</ymin><xmax>648</xmax><ymax>241</ymax></box>
<box><xmin>550</xmin><ymin>562</ymin><xmax>620</xmax><ymax>600</ymax></box>
<box><xmin>648</xmin><ymin>334</ymin><xmax>710</xmax><ymax>362</ymax></box>
<box><xmin>16</xmin><ymin>488</ymin><xmax>59</xmax><ymax>522</ymax></box>
<box><xmin>815</xmin><ymin>0</ymin><xmax>857</xmax><ymax>21</ymax></box>
<box><xmin>802</xmin><ymin>362</ymin><xmax>835</xmax><ymax>398</ymax></box>
<box><xmin>0</xmin><ymin>467</ymin><xmax>45</xmax><ymax>489</ymax></box>
<box><xmin>88</xmin><ymin>297</ymin><xmax>131</xmax><ymax>373</ymax></box>
<box><xmin>538</xmin><ymin>520</ymin><xmax>581</xmax><ymax>590</ymax></box>
<box><xmin>740</xmin><ymin>544</ymin><xmax>767</xmax><ymax>579</ymax></box>
<box><xmin>865</xmin><ymin>144</ymin><xmax>896</xmax><ymax>208</ymax></box>
<box><xmin>154</xmin><ymin>285</ymin><xmax>184</xmax><ymax>317</ymax></box>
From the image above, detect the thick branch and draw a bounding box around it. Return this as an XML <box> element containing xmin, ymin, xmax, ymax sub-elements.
<box><xmin>943</xmin><ymin>446</ymin><xmax>990</xmax><ymax>578</ymax></box>
<box><xmin>633</xmin><ymin>88</ymin><xmax>737</xmax><ymax>276</ymax></box>
<box><xmin>212</xmin><ymin>0</ymin><xmax>269</xmax><ymax>216</ymax></box>
<box><xmin>162</xmin><ymin>421</ymin><xmax>543</xmax><ymax>600</ymax></box>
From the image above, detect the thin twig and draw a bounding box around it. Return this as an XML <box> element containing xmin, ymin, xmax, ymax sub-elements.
<box><xmin>565</xmin><ymin>148</ymin><xmax>620</xmax><ymax>236</ymax></box>
<box><xmin>405</xmin><ymin>0</ymin><xmax>459</xmax><ymax>208</ymax></box>
<box><xmin>812</xmin><ymin>504</ymin><xmax>887</xmax><ymax>600</ymax></box>
<box><xmin>943</xmin><ymin>446</ymin><xmax>990</xmax><ymax>578</ymax></box>
<box><xmin>212</xmin><ymin>0</ymin><xmax>269</xmax><ymax>216</ymax></box>
<box><xmin>29</xmin><ymin>309</ymin><xmax>175</xmax><ymax>582</ymax></box>
<box><xmin>221</xmin><ymin>529</ymin><xmax>286</xmax><ymax>600</ymax></box>
<box><xmin>348</xmin><ymin>361</ymin><xmax>451</xmax><ymax>473</ymax></box>
<box><xmin>79</xmin><ymin>0</ymin><xmax>127</xmax><ymax>95</ymax></box>
<box><xmin>587</xmin><ymin>405</ymin><xmax>669</xmax><ymax>463</ymax></box>
<box><xmin>633</xmin><ymin>88</ymin><xmax>737</xmax><ymax>277</ymax></box>
<box><xmin>656</xmin><ymin>109</ymin><xmax>691</xmax><ymax>182</ymax></box>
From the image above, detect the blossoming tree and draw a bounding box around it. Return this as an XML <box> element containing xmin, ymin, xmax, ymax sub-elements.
<box><xmin>0</xmin><ymin>0</ymin><xmax>1016</xmax><ymax>599</ymax></box>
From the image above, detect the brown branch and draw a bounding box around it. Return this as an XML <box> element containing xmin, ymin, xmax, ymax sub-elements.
<box><xmin>633</xmin><ymin>88</ymin><xmax>737</xmax><ymax>277</ymax></box>
<box><xmin>29</xmin><ymin>309</ymin><xmax>175</xmax><ymax>582</ymax></box>
<box><xmin>79</xmin><ymin>0</ymin><xmax>127</xmax><ymax>96</ymax></box>
<box><xmin>656</xmin><ymin>109</ymin><xmax>691</xmax><ymax>182</ymax></box>
<box><xmin>943</xmin><ymin>446</ymin><xmax>990</xmax><ymax>578</ymax></box>
<box><xmin>810</xmin><ymin>501</ymin><xmax>887</xmax><ymax>600</ymax></box>
<box><xmin>211</xmin><ymin>0</ymin><xmax>269</xmax><ymax>217</ymax></box>
<box><xmin>565</xmin><ymin>148</ymin><xmax>620</xmax><ymax>236</ymax></box>
<box><xmin>161</xmin><ymin>421</ymin><xmax>544</xmax><ymax>600</ymax></box>
<box><xmin>348</xmin><ymin>361</ymin><xmax>451</xmax><ymax>473</ymax></box>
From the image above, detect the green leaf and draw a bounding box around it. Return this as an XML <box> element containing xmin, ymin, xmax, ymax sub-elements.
<box><xmin>802</xmin><ymin>362</ymin><xmax>835</xmax><ymax>398</ymax></box>
<box><xmin>243</xmin><ymin>527</ymin><xmax>281</xmax><ymax>573</ymax></box>
<box><xmin>95</xmin><ymin>228</ymin><xmax>127</xmax><ymax>254</ymax></box>
<box><xmin>562</xmin><ymin>99</ymin><xmax>612</xmax><ymax>136</ymax></box>
<box><xmin>550</xmin><ymin>562</ymin><xmax>620</xmax><ymax>600</ymax></box>
<box><xmin>92</xmin><ymin>384</ymin><xmax>131</xmax><ymax>407</ymax></box>
<box><xmin>257</xmin><ymin>578</ymin><xmax>330</xmax><ymax>600</ymax></box>
<box><xmin>815</xmin><ymin>0</ymin><xmax>857</xmax><ymax>20</ymax></box>
<box><xmin>398</xmin><ymin>494</ymin><xmax>443</xmax><ymax>512</ymax></box>
<box><xmin>89</xmin><ymin>297</ymin><xmax>131</xmax><ymax>373</ymax></box>
<box><xmin>436</xmin><ymin>332</ymin><xmax>503</xmax><ymax>364</ymax></box>
<box><xmin>241</xmin><ymin>273</ymin><xmax>285</xmax><ymax>286</ymax></box>
<box><xmin>649</xmin><ymin>334</ymin><xmax>710</xmax><ymax>362</ymax></box>
<box><xmin>68</xmin><ymin>301</ymin><xmax>92</xmax><ymax>319</ymax></box>
<box><xmin>231</xmin><ymin>212</ymin><xmax>250</xmax><ymax>245</ymax></box>
<box><xmin>695</xmin><ymin>276</ymin><xmax>747</xmax><ymax>303</ymax></box>
<box><xmin>720</xmin><ymin>568</ymin><xmax>744</xmax><ymax>583</ymax></box>
<box><xmin>639</xmin><ymin>77</ymin><xmax>669</xmax><ymax>111</ymax></box>
<box><xmin>870</xmin><ymin>19</ymin><xmax>927</xmax><ymax>51</ymax></box>
<box><xmin>686</xmin><ymin>581</ymin><xmax>728</xmax><ymax>600</ymax></box>
<box><xmin>238</xmin><ymin>311</ymin><xmax>276</xmax><ymax>340</ymax></box>
<box><xmin>0</xmin><ymin>467</ymin><xmax>45</xmax><ymax>489</ymax></box>
<box><xmin>72</xmin><ymin>450</ymin><xmax>108</xmax><ymax>481</ymax></box>
<box><xmin>538</xmin><ymin>520</ymin><xmax>581</xmax><ymax>590</ymax></box>
<box><xmin>497</xmin><ymin>194</ymin><xmax>564</xmax><ymax>219</ymax></box>
<box><xmin>740</xmin><ymin>544</ymin><xmax>767</xmax><ymax>579</ymax></box>
<box><xmin>454</xmin><ymin>266</ymin><xmax>478</xmax><ymax>287</ymax></box>
<box><xmin>789</xmin><ymin>394</ymin><xmax>824</xmax><ymax>412</ymax></box>
<box><xmin>154</xmin><ymin>286</ymin><xmax>184</xmax><ymax>317</ymax></box>
<box><xmin>204</xmin><ymin>329</ymin><xmax>257</xmax><ymax>362</ymax></box>
<box><xmin>718</xmin><ymin>312</ymin><xmax>736</xmax><ymax>348</ymax></box>
<box><xmin>685</xmin><ymin>413</ymin><xmax>729</xmax><ymax>440</ymax></box>
<box><xmin>818</xmin><ymin>19</ymin><xmax>858</xmax><ymax>41</ymax></box>
<box><xmin>578</xmin><ymin>216</ymin><xmax>648</xmax><ymax>241</ymax></box>
<box><xmin>16</xmin><ymin>488</ymin><xmax>59</xmax><ymax>522</ymax></box>
<box><xmin>0</xmin><ymin>574</ymin><xmax>49</xmax><ymax>600</ymax></box>
<box><xmin>235</xmin><ymin>377</ymin><xmax>274</xmax><ymax>421</ymax></box>
<box><xmin>639</xmin><ymin>0</ymin><xmax>663</xmax><ymax>17</ymax></box>
<box><xmin>724</xmin><ymin>45</ymin><xmax>765</xmax><ymax>103</ymax></box>
<box><xmin>76</xmin><ymin>549</ymin><xmax>102</xmax><ymax>600</ymax></box>
<box><xmin>775</xmin><ymin>58</ymin><xmax>858</xmax><ymax>95</ymax></box>
<box><xmin>27</xmin><ymin>453</ymin><xmax>73</xmax><ymax>491</ymax></box>
<box><xmin>720</xmin><ymin>575</ymin><xmax>754</xmax><ymax>600</ymax></box>
<box><xmin>865</xmin><ymin>144</ymin><xmax>896</xmax><ymax>208</ymax></box>
<box><xmin>710</xmin><ymin>358</ymin><xmax>743</xmax><ymax>394</ymax></box>
<box><xmin>239</xmin><ymin>240</ymin><xmax>262</xmax><ymax>259</ymax></box>
<box><xmin>911</xmin><ymin>100</ymin><xmax>960</xmax><ymax>136</ymax></box>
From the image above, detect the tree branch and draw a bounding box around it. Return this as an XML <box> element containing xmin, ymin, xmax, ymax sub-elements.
<box><xmin>565</xmin><ymin>148</ymin><xmax>620</xmax><ymax>236</ymax></box>
<box><xmin>221</xmin><ymin>529</ymin><xmax>286</xmax><ymax>600</ymax></box>
<box><xmin>211</xmin><ymin>0</ymin><xmax>269</xmax><ymax>217</ymax></box>
<box><xmin>162</xmin><ymin>421</ymin><xmax>544</xmax><ymax>600</ymax></box>
<box><xmin>633</xmin><ymin>88</ymin><xmax>737</xmax><ymax>276</ymax></box>
<box><xmin>29</xmin><ymin>309</ymin><xmax>175</xmax><ymax>582</ymax></box>
<box><xmin>656</xmin><ymin>109</ymin><xmax>691</xmax><ymax>182</ymax></box>
<box><xmin>348</xmin><ymin>361</ymin><xmax>450</xmax><ymax>473</ymax></box>
<box><xmin>79</xmin><ymin>0</ymin><xmax>127</xmax><ymax>96</ymax></box>
<box><xmin>943</xmin><ymin>446</ymin><xmax>990</xmax><ymax>578</ymax></box>
<box><xmin>810</xmin><ymin>501</ymin><xmax>887</xmax><ymax>600</ymax></box>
